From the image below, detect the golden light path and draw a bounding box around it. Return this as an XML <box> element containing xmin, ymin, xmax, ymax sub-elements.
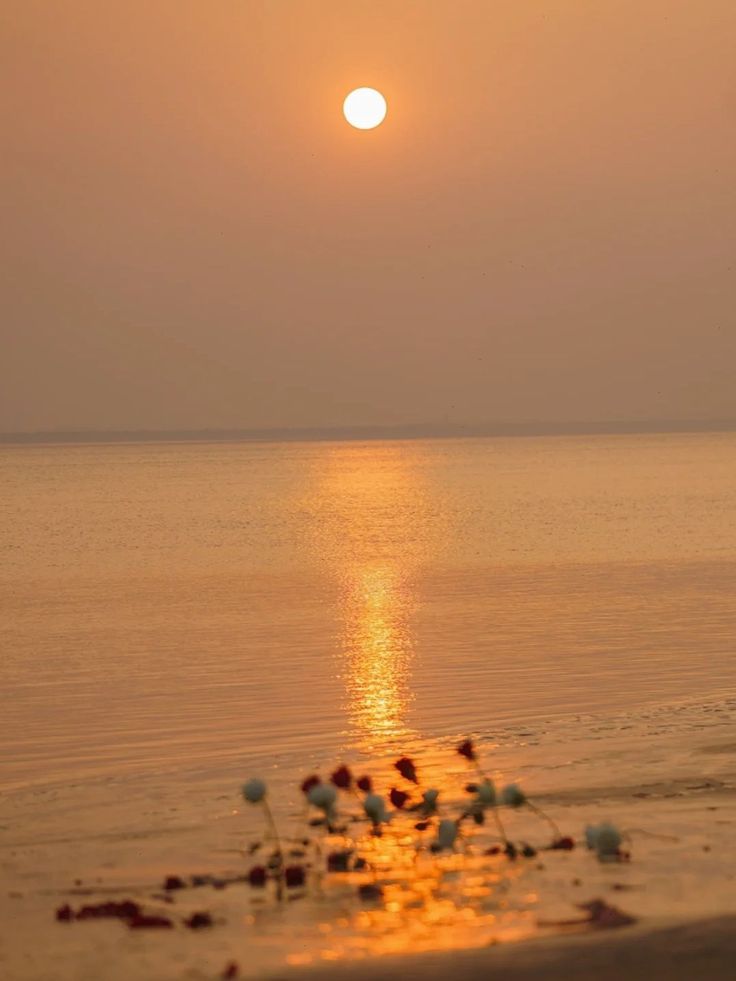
<box><xmin>312</xmin><ymin>442</ymin><xmax>420</xmax><ymax>750</ymax></box>
<box><xmin>281</xmin><ymin>444</ymin><xmax>537</xmax><ymax>965</ymax></box>
<box><xmin>341</xmin><ymin>560</ymin><xmax>414</xmax><ymax>749</ymax></box>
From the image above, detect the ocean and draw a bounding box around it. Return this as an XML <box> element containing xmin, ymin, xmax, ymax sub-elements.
<box><xmin>2</xmin><ymin>432</ymin><xmax>735</xmax><ymax>792</ymax></box>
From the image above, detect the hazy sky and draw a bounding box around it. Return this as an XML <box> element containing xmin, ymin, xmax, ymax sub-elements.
<box><xmin>2</xmin><ymin>1</ymin><xmax>735</xmax><ymax>432</ymax></box>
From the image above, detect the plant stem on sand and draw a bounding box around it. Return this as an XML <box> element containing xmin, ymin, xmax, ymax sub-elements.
<box><xmin>526</xmin><ymin>800</ymin><xmax>562</xmax><ymax>841</ymax></box>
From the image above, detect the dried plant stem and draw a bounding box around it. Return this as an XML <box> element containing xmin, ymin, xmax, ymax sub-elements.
<box><xmin>473</xmin><ymin>763</ymin><xmax>509</xmax><ymax>844</ymax></box>
<box><xmin>261</xmin><ymin>799</ymin><xmax>285</xmax><ymax>901</ymax></box>
<box><xmin>491</xmin><ymin>804</ymin><xmax>509</xmax><ymax>844</ymax></box>
<box><xmin>525</xmin><ymin>801</ymin><xmax>561</xmax><ymax>840</ymax></box>
<box><xmin>261</xmin><ymin>800</ymin><xmax>282</xmax><ymax>856</ymax></box>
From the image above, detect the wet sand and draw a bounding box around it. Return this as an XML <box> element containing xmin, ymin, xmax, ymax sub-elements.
<box><xmin>278</xmin><ymin>916</ymin><xmax>736</xmax><ymax>981</ymax></box>
<box><xmin>2</xmin><ymin>693</ymin><xmax>734</xmax><ymax>980</ymax></box>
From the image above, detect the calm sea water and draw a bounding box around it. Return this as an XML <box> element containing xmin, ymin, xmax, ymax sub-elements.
<box><xmin>1</xmin><ymin>433</ymin><xmax>735</xmax><ymax>791</ymax></box>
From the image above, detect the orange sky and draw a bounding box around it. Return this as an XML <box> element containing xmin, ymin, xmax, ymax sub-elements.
<box><xmin>2</xmin><ymin>1</ymin><xmax>735</xmax><ymax>432</ymax></box>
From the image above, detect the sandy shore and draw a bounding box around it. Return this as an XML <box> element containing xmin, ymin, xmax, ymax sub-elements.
<box><xmin>269</xmin><ymin>916</ymin><xmax>736</xmax><ymax>981</ymax></box>
<box><xmin>2</xmin><ymin>694</ymin><xmax>735</xmax><ymax>980</ymax></box>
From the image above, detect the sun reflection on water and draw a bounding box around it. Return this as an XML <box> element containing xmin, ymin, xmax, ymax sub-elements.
<box><xmin>310</xmin><ymin>443</ymin><xmax>427</xmax><ymax>751</ymax></box>
<box><xmin>341</xmin><ymin>560</ymin><xmax>416</xmax><ymax>749</ymax></box>
<box><xmin>272</xmin><ymin>815</ymin><xmax>538</xmax><ymax>967</ymax></box>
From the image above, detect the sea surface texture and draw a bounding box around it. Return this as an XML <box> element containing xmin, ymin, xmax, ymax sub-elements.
<box><xmin>2</xmin><ymin>433</ymin><xmax>735</xmax><ymax>790</ymax></box>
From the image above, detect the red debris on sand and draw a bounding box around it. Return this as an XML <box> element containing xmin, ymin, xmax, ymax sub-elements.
<box><xmin>75</xmin><ymin>900</ymin><xmax>142</xmax><ymax>921</ymax></box>
<box><xmin>330</xmin><ymin>765</ymin><xmax>352</xmax><ymax>789</ymax></box>
<box><xmin>327</xmin><ymin>850</ymin><xmax>352</xmax><ymax>872</ymax></box>
<box><xmin>128</xmin><ymin>913</ymin><xmax>174</xmax><ymax>929</ymax></box>
<box><xmin>56</xmin><ymin>899</ymin><xmax>175</xmax><ymax>928</ymax></box>
<box><xmin>551</xmin><ymin>837</ymin><xmax>576</xmax><ymax>851</ymax></box>
<box><xmin>465</xmin><ymin>783</ymin><xmax>478</xmax><ymax>794</ymax></box>
<box><xmin>457</xmin><ymin>739</ymin><xmax>476</xmax><ymax>762</ymax></box>
<box><xmin>389</xmin><ymin>788</ymin><xmax>409</xmax><ymax>809</ymax></box>
<box><xmin>164</xmin><ymin>875</ymin><xmax>186</xmax><ymax>891</ymax></box>
<box><xmin>539</xmin><ymin>899</ymin><xmax>637</xmax><ymax>930</ymax></box>
<box><xmin>284</xmin><ymin>866</ymin><xmax>306</xmax><ymax>888</ymax></box>
<box><xmin>300</xmin><ymin>775</ymin><xmax>321</xmax><ymax>795</ymax></box>
<box><xmin>248</xmin><ymin>866</ymin><xmax>267</xmax><ymax>887</ymax></box>
<box><xmin>358</xmin><ymin>883</ymin><xmax>384</xmax><ymax>902</ymax></box>
<box><xmin>356</xmin><ymin>775</ymin><xmax>372</xmax><ymax>793</ymax></box>
<box><xmin>184</xmin><ymin>912</ymin><xmax>213</xmax><ymax>929</ymax></box>
<box><xmin>484</xmin><ymin>845</ymin><xmax>502</xmax><ymax>856</ymax></box>
<box><xmin>222</xmin><ymin>962</ymin><xmax>239</xmax><ymax>979</ymax></box>
<box><xmin>394</xmin><ymin>757</ymin><xmax>418</xmax><ymax>784</ymax></box>
<box><xmin>579</xmin><ymin>899</ymin><xmax>638</xmax><ymax>928</ymax></box>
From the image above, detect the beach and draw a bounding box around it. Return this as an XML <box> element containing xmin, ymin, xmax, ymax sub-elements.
<box><xmin>1</xmin><ymin>691</ymin><xmax>734</xmax><ymax>979</ymax></box>
<box><xmin>1</xmin><ymin>434</ymin><xmax>735</xmax><ymax>978</ymax></box>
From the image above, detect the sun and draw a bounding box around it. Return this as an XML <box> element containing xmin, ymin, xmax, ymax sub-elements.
<box><xmin>343</xmin><ymin>88</ymin><xmax>387</xmax><ymax>130</ymax></box>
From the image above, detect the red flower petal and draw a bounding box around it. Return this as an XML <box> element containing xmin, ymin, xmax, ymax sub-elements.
<box><xmin>552</xmin><ymin>836</ymin><xmax>576</xmax><ymax>851</ymax></box>
<box><xmin>184</xmin><ymin>912</ymin><xmax>213</xmax><ymax>929</ymax></box>
<box><xmin>394</xmin><ymin>757</ymin><xmax>418</xmax><ymax>784</ymax></box>
<box><xmin>127</xmin><ymin>914</ymin><xmax>174</xmax><ymax>929</ymax></box>
<box><xmin>356</xmin><ymin>775</ymin><xmax>372</xmax><ymax>793</ymax></box>
<box><xmin>389</xmin><ymin>787</ymin><xmax>409</xmax><ymax>809</ymax></box>
<box><xmin>358</xmin><ymin>883</ymin><xmax>383</xmax><ymax>902</ymax></box>
<box><xmin>248</xmin><ymin>866</ymin><xmax>267</xmax><ymax>887</ymax></box>
<box><xmin>284</xmin><ymin>865</ymin><xmax>306</xmax><ymax>888</ymax></box>
<box><xmin>330</xmin><ymin>765</ymin><xmax>352</xmax><ymax>789</ymax></box>
<box><xmin>326</xmin><ymin>850</ymin><xmax>352</xmax><ymax>872</ymax></box>
<box><xmin>300</xmin><ymin>775</ymin><xmax>321</xmax><ymax>795</ymax></box>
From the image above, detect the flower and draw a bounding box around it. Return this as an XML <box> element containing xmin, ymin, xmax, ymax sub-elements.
<box><xmin>326</xmin><ymin>850</ymin><xmax>352</xmax><ymax>872</ymax></box>
<box><xmin>457</xmin><ymin>739</ymin><xmax>476</xmax><ymax>761</ymax></box>
<box><xmin>307</xmin><ymin>783</ymin><xmax>337</xmax><ymax>814</ymax></box>
<box><xmin>501</xmin><ymin>783</ymin><xmax>527</xmax><ymax>808</ymax></box>
<box><xmin>421</xmin><ymin>788</ymin><xmax>439</xmax><ymax>814</ymax></box>
<box><xmin>300</xmin><ymin>775</ymin><xmax>320</xmax><ymax>795</ymax></box>
<box><xmin>586</xmin><ymin>822</ymin><xmax>623</xmax><ymax>858</ymax></box>
<box><xmin>330</xmin><ymin>765</ymin><xmax>352</xmax><ymax>789</ymax></box>
<box><xmin>242</xmin><ymin>778</ymin><xmax>267</xmax><ymax>804</ymax></box>
<box><xmin>394</xmin><ymin>756</ymin><xmax>418</xmax><ymax>784</ymax></box>
<box><xmin>389</xmin><ymin>788</ymin><xmax>409</xmax><ymax>809</ymax></box>
<box><xmin>248</xmin><ymin>866</ymin><xmax>267</xmax><ymax>887</ymax></box>
<box><xmin>356</xmin><ymin>775</ymin><xmax>372</xmax><ymax>793</ymax></box>
<box><xmin>436</xmin><ymin>819</ymin><xmax>458</xmax><ymax>851</ymax></box>
<box><xmin>363</xmin><ymin>793</ymin><xmax>389</xmax><ymax>825</ymax></box>
<box><xmin>284</xmin><ymin>865</ymin><xmax>306</xmax><ymax>888</ymax></box>
<box><xmin>477</xmin><ymin>779</ymin><xmax>496</xmax><ymax>807</ymax></box>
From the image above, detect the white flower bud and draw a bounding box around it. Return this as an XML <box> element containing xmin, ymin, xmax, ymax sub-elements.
<box><xmin>477</xmin><ymin>780</ymin><xmax>496</xmax><ymax>806</ymax></box>
<box><xmin>595</xmin><ymin>823</ymin><xmax>622</xmax><ymax>855</ymax></box>
<box><xmin>363</xmin><ymin>793</ymin><xmax>388</xmax><ymax>823</ymax></box>
<box><xmin>242</xmin><ymin>778</ymin><xmax>267</xmax><ymax>804</ymax></box>
<box><xmin>436</xmin><ymin>819</ymin><xmax>458</xmax><ymax>851</ymax></box>
<box><xmin>422</xmin><ymin>789</ymin><xmax>439</xmax><ymax>812</ymax></box>
<box><xmin>501</xmin><ymin>783</ymin><xmax>526</xmax><ymax>808</ymax></box>
<box><xmin>307</xmin><ymin>783</ymin><xmax>337</xmax><ymax>811</ymax></box>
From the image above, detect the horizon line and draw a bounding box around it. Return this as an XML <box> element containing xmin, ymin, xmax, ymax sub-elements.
<box><xmin>1</xmin><ymin>418</ymin><xmax>735</xmax><ymax>447</ymax></box>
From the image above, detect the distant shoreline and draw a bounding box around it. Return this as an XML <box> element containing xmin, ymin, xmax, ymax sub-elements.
<box><xmin>1</xmin><ymin>419</ymin><xmax>734</xmax><ymax>447</ymax></box>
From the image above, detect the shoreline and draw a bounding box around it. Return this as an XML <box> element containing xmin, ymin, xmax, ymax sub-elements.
<box><xmin>270</xmin><ymin>915</ymin><xmax>736</xmax><ymax>980</ymax></box>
